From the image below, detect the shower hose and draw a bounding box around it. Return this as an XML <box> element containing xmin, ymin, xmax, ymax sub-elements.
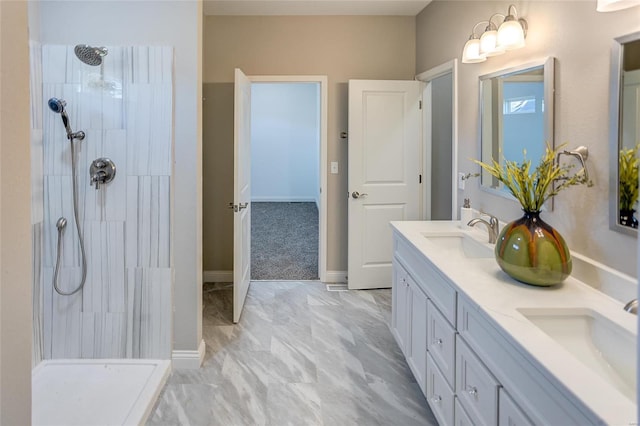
<box><xmin>52</xmin><ymin>135</ymin><xmax>87</xmax><ymax>296</ymax></box>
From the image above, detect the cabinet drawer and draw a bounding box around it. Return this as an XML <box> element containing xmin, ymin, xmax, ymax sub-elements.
<box><xmin>456</xmin><ymin>335</ymin><xmax>499</xmax><ymax>426</ymax></box>
<box><xmin>427</xmin><ymin>354</ymin><xmax>454</xmax><ymax>426</ymax></box>
<box><xmin>499</xmin><ymin>388</ymin><xmax>534</xmax><ymax>426</ymax></box>
<box><xmin>427</xmin><ymin>300</ymin><xmax>456</xmax><ymax>389</ymax></box>
<box><xmin>454</xmin><ymin>397</ymin><xmax>474</xmax><ymax>426</ymax></box>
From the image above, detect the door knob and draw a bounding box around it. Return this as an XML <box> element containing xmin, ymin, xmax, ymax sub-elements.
<box><xmin>228</xmin><ymin>202</ymin><xmax>249</xmax><ymax>212</ymax></box>
<box><xmin>352</xmin><ymin>191</ymin><xmax>368</xmax><ymax>199</ymax></box>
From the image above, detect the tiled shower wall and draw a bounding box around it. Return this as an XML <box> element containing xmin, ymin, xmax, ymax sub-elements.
<box><xmin>32</xmin><ymin>45</ymin><xmax>173</xmax><ymax>361</ymax></box>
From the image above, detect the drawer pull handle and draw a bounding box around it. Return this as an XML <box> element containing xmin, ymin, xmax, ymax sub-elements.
<box><xmin>433</xmin><ymin>338</ymin><xmax>443</xmax><ymax>346</ymax></box>
<box><xmin>431</xmin><ymin>395</ymin><xmax>442</xmax><ymax>404</ymax></box>
<box><xmin>467</xmin><ymin>386</ymin><xmax>478</xmax><ymax>397</ymax></box>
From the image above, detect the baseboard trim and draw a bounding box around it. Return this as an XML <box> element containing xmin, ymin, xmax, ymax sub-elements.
<box><xmin>324</xmin><ymin>270</ymin><xmax>347</xmax><ymax>283</ymax></box>
<box><xmin>203</xmin><ymin>270</ymin><xmax>233</xmax><ymax>283</ymax></box>
<box><xmin>172</xmin><ymin>339</ymin><xmax>205</xmax><ymax>370</ymax></box>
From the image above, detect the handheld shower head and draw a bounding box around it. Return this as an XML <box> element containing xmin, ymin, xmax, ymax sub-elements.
<box><xmin>48</xmin><ymin>97</ymin><xmax>84</xmax><ymax>140</ymax></box>
<box><xmin>48</xmin><ymin>97</ymin><xmax>66</xmax><ymax>114</ymax></box>
<box><xmin>48</xmin><ymin>97</ymin><xmax>72</xmax><ymax>137</ymax></box>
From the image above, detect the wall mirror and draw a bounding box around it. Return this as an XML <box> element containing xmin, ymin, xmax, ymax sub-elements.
<box><xmin>609</xmin><ymin>31</ymin><xmax>640</xmax><ymax>237</ymax></box>
<box><xmin>479</xmin><ymin>57</ymin><xmax>555</xmax><ymax>207</ymax></box>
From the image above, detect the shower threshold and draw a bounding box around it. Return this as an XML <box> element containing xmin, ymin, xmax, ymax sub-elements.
<box><xmin>32</xmin><ymin>359</ymin><xmax>171</xmax><ymax>426</ymax></box>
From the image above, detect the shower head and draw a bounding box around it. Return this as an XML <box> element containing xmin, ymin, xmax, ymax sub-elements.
<box><xmin>74</xmin><ymin>44</ymin><xmax>108</xmax><ymax>66</ymax></box>
<box><xmin>48</xmin><ymin>97</ymin><xmax>71</xmax><ymax>136</ymax></box>
<box><xmin>48</xmin><ymin>97</ymin><xmax>84</xmax><ymax>140</ymax></box>
<box><xmin>48</xmin><ymin>97</ymin><xmax>66</xmax><ymax>114</ymax></box>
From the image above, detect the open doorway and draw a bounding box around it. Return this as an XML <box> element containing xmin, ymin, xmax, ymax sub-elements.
<box><xmin>250</xmin><ymin>82</ymin><xmax>321</xmax><ymax>280</ymax></box>
<box><xmin>417</xmin><ymin>60</ymin><xmax>458</xmax><ymax>221</ymax></box>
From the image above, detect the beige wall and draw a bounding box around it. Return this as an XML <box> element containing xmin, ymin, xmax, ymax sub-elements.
<box><xmin>0</xmin><ymin>1</ymin><xmax>32</xmax><ymax>423</ymax></box>
<box><xmin>417</xmin><ymin>1</ymin><xmax>640</xmax><ymax>276</ymax></box>
<box><xmin>203</xmin><ymin>16</ymin><xmax>416</xmax><ymax>272</ymax></box>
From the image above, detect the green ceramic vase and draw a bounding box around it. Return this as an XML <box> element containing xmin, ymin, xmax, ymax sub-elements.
<box><xmin>495</xmin><ymin>211</ymin><xmax>572</xmax><ymax>286</ymax></box>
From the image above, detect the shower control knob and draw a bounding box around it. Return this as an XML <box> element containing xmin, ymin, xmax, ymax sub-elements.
<box><xmin>90</xmin><ymin>157</ymin><xmax>116</xmax><ymax>190</ymax></box>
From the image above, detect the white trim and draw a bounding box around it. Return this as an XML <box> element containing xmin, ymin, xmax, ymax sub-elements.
<box><xmin>203</xmin><ymin>270</ymin><xmax>233</xmax><ymax>283</ymax></box>
<box><xmin>416</xmin><ymin>59</ymin><xmax>457</xmax><ymax>82</ymax></box>
<box><xmin>248</xmin><ymin>75</ymin><xmax>329</xmax><ymax>283</ymax></box>
<box><xmin>324</xmin><ymin>270</ymin><xmax>348</xmax><ymax>283</ymax></box>
<box><xmin>172</xmin><ymin>339</ymin><xmax>206</xmax><ymax>369</ymax></box>
<box><xmin>416</xmin><ymin>59</ymin><xmax>459</xmax><ymax>220</ymax></box>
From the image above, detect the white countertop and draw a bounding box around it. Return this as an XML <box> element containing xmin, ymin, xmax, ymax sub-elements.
<box><xmin>390</xmin><ymin>220</ymin><xmax>637</xmax><ymax>425</ymax></box>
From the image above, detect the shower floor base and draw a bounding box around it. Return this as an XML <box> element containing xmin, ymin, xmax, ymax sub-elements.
<box><xmin>32</xmin><ymin>359</ymin><xmax>171</xmax><ymax>426</ymax></box>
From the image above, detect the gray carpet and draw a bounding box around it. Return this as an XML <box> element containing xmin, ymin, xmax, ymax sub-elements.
<box><xmin>251</xmin><ymin>202</ymin><xmax>319</xmax><ymax>280</ymax></box>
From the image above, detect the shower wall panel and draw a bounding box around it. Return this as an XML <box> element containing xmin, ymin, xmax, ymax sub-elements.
<box><xmin>39</xmin><ymin>45</ymin><xmax>173</xmax><ymax>360</ymax></box>
<box><xmin>31</xmin><ymin>41</ymin><xmax>45</xmax><ymax>367</ymax></box>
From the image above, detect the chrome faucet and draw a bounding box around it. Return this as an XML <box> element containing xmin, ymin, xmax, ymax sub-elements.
<box><xmin>467</xmin><ymin>215</ymin><xmax>500</xmax><ymax>244</ymax></box>
<box><xmin>623</xmin><ymin>299</ymin><xmax>638</xmax><ymax>315</ymax></box>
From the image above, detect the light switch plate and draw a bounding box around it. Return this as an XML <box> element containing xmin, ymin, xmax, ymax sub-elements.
<box><xmin>330</xmin><ymin>162</ymin><xmax>339</xmax><ymax>174</ymax></box>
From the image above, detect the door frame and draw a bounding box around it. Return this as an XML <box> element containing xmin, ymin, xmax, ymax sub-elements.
<box><xmin>249</xmin><ymin>75</ymin><xmax>328</xmax><ymax>282</ymax></box>
<box><xmin>416</xmin><ymin>59</ymin><xmax>459</xmax><ymax>220</ymax></box>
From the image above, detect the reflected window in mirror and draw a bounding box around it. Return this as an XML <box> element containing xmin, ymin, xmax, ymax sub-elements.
<box><xmin>610</xmin><ymin>32</ymin><xmax>640</xmax><ymax>236</ymax></box>
<box><xmin>479</xmin><ymin>58</ymin><xmax>555</xmax><ymax>205</ymax></box>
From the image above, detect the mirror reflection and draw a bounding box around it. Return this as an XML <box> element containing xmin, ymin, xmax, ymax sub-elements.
<box><xmin>479</xmin><ymin>58</ymin><xmax>554</xmax><ymax>204</ymax></box>
<box><xmin>611</xmin><ymin>32</ymin><xmax>640</xmax><ymax>235</ymax></box>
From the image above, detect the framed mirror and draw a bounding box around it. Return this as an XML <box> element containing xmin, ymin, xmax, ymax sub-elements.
<box><xmin>479</xmin><ymin>57</ymin><xmax>555</xmax><ymax>206</ymax></box>
<box><xmin>609</xmin><ymin>31</ymin><xmax>640</xmax><ymax>236</ymax></box>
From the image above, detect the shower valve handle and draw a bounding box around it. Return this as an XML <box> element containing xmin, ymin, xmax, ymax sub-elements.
<box><xmin>90</xmin><ymin>158</ymin><xmax>116</xmax><ymax>190</ymax></box>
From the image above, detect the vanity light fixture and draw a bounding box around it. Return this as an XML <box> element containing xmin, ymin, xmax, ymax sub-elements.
<box><xmin>597</xmin><ymin>0</ymin><xmax>640</xmax><ymax>11</ymax></box>
<box><xmin>462</xmin><ymin>4</ymin><xmax>528</xmax><ymax>64</ymax></box>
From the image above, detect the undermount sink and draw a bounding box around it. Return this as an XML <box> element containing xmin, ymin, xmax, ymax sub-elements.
<box><xmin>518</xmin><ymin>307</ymin><xmax>637</xmax><ymax>402</ymax></box>
<box><xmin>423</xmin><ymin>232</ymin><xmax>494</xmax><ymax>259</ymax></box>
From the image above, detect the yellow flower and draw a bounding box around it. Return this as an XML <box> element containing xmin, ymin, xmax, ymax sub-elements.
<box><xmin>473</xmin><ymin>144</ymin><xmax>589</xmax><ymax>212</ymax></box>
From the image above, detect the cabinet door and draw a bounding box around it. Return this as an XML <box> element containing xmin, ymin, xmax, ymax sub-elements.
<box><xmin>456</xmin><ymin>336</ymin><xmax>500</xmax><ymax>426</ymax></box>
<box><xmin>499</xmin><ymin>388</ymin><xmax>534</xmax><ymax>426</ymax></box>
<box><xmin>392</xmin><ymin>260</ymin><xmax>410</xmax><ymax>355</ymax></box>
<box><xmin>407</xmin><ymin>275</ymin><xmax>428</xmax><ymax>393</ymax></box>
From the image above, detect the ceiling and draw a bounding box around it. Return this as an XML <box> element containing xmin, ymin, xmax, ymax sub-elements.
<box><xmin>203</xmin><ymin>0</ymin><xmax>433</xmax><ymax>16</ymax></box>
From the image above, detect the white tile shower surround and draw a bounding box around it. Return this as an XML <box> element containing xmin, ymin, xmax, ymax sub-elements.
<box><xmin>31</xmin><ymin>41</ymin><xmax>45</xmax><ymax>367</ymax></box>
<box><xmin>148</xmin><ymin>281</ymin><xmax>438</xmax><ymax>425</ymax></box>
<box><xmin>32</xmin><ymin>359</ymin><xmax>171</xmax><ymax>426</ymax></box>
<box><xmin>36</xmin><ymin>45</ymin><xmax>173</xmax><ymax>360</ymax></box>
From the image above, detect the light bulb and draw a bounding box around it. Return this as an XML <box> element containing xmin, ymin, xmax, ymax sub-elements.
<box><xmin>479</xmin><ymin>29</ymin><xmax>505</xmax><ymax>57</ymax></box>
<box><xmin>462</xmin><ymin>38</ymin><xmax>486</xmax><ymax>64</ymax></box>
<box><xmin>497</xmin><ymin>19</ymin><xmax>525</xmax><ymax>51</ymax></box>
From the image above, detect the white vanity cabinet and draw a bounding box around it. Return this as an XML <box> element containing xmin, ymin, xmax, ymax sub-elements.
<box><xmin>391</xmin><ymin>228</ymin><xmax>606</xmax><ymax>426</ymax></box>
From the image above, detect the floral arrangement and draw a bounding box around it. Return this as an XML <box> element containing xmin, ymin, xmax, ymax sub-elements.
<box><xmin>619</xmin><ymin>145</ymin><xmax>639</xmax><ymax>211</ymax></box>
<box><xmin>473</xmin><ymin>144</ymin><xmax>589</xmax><ymax>212</ymax></box>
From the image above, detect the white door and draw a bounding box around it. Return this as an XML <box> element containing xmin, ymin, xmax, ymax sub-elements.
<box><xmin>233</xmin><ymin>68</ymin><xmax>251</xmax><ymax>323</ymax></box>
<box><xmin>348</xmin><ymin>80</ymin><xmax>422</xmax><ymax>290</ymax></box>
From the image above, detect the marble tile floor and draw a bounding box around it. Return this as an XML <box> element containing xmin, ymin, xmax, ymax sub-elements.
<box><xmin>147</xmin><ymin>281</ymin><xmax>437</xmax><ymax>425</ymax></box>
